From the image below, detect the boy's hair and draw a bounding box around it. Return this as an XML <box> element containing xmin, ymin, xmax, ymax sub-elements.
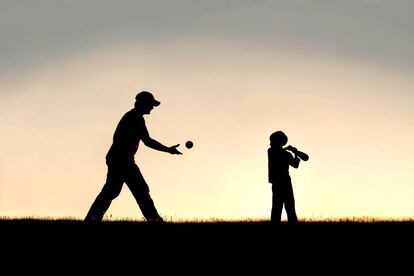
<box><xmin>270</xmin><ymin>131</ymin><xmax>288</xmax><ymax>147</ymax></box>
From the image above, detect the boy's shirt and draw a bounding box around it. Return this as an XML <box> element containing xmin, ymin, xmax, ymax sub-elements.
<box><xmin>268</xmin><ymin>147</ymin><xmax>300</xmax><ymax>183</ymax></box>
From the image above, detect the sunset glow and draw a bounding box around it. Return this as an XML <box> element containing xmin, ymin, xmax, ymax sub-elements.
<box><xmin>1</xmin><ymin>1</ymin><xmax>413</xmax><ymax>221</ymax></box>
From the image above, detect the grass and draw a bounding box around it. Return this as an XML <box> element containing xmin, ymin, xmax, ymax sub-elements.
<box><xmin>1</xmin><ymin>215</ymin><xmax>413</xmax><ymax>224</ymax></box>
<box><xmin>2</xmin><ymin>215</ymin><xmax>413</xmax><ymax>258</ymax></box>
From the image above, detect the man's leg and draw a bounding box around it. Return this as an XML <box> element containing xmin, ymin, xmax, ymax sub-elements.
<box><xmin>85</xmin><ymin>165</ymin><xmax>124</xmax><ymax>222</ymax></box>
<box><xmin>125</xmin><ymin>164</ymin><xmax>162</xmax><ymax>221</ymax></box>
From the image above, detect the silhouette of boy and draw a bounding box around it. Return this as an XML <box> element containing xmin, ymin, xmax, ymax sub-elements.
<box><xmin>268</xmin><ymin>131</ymin><xmax>300</xmax><ymax>223</ymax></box>
<box><xmin>85</xmin><ymin>91</ymin><xmax>182</xmax><ymax>222</ymax></box>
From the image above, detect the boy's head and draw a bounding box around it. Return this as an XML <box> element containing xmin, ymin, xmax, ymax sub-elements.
<box><xmin>270</xmin><ymin>131</ymin><xmax>288</xmax><ymax>148</ymax></box>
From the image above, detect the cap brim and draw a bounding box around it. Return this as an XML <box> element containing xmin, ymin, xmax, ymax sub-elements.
<box><xmin>153</xmin><ymin>100</ymin><xmax>160</xmax><ymax>107</ymax></box>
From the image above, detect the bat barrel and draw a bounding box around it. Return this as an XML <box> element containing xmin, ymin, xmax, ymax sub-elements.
<box><xmin>297</xmin><ymin>151</ymin><xmax>309</xmax><ymax>161</ymax></box>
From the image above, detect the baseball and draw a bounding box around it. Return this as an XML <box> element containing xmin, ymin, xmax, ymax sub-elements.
<box><xmin>185</xmin><ymin>141</ymin><xmax>193</xmax><ymax>149</ymax></box>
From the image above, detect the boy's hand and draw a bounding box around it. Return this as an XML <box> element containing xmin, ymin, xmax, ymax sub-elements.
<box><xmin>285</xmin><ymin>145</ymin><xmax>298</xmax><ymax>153</ymax></box>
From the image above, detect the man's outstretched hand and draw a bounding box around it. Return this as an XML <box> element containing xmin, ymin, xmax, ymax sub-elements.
<box><xmin>169</xmin><ymin>144</ymin><xmax>182</xmax><ymax>155</ymax></box>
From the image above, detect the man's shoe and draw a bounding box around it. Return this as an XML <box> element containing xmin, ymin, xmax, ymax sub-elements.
<box><xmin>84</xmin><ymin>215</ymin><xmax>102</xmax><ymax>222</ymax></box>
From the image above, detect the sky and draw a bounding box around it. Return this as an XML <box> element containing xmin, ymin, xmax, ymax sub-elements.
<box><xmin>1</xmin><ymin>0</ymin><xmax>413</xmax><ymax>221</ymax></box>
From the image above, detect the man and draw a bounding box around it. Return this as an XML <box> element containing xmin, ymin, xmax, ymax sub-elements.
<box><xmin>85</xmin><ymin>91</ymin><xmax>182</xmax><ymax>222</ymax></box>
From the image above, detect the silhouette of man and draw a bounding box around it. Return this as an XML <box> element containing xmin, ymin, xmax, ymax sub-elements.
<box><xmin>85</xmin><ymin>91</ymin><xmax>182</xmax><ymax>222</ymax></box>
<box><xmin>268</xmin><ymin>131</ymin><xmax>300</xmax><ymax>223</ymax></box>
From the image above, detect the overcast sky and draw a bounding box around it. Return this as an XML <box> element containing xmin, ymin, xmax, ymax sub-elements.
<box><xmin>1</xmin><ymin>0</ymin><xmax>413</xmax><ymax>78</ymax></box>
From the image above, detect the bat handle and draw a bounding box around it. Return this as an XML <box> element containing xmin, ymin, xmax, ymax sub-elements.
<box><xmin>285</xmin><ymin>145</ymin><xmax>309</xmax><ymax>161</ymax></box>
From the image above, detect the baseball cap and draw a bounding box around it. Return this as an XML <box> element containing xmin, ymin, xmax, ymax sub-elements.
<box><xmin>135</xmin><ymin>91</ymin><xmax>160</xmax><ymax>107</ymax></box>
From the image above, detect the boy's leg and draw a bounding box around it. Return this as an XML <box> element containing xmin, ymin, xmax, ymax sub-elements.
<box><xmin>271</xmin><ymin>184</ymin><xmax>283</xmax><ymax>222</ymax></box>
<box><xmin>125</xmin><ymin>164</ymin><xmax>162</xmax><ymax>221</ymax></box>
<box><xmin>85</xmin><ymin>165</ymin><xmax>124</xmax><ymax>222</ymax></box>
<box><xmin>284</xmin><ymin>182</ymin><xmax>298</xmax><ymax>223</ymax></box>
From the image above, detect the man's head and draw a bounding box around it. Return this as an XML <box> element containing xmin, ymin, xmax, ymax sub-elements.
<box><xmin>134</xmin><ymin>91</ymin><xmax>160</xmax><ymax>114</ymax></box>
<box><xmin>270</xmin><ymin>131</ymin><xmax>288</xmax><ymax>148</ymax></box>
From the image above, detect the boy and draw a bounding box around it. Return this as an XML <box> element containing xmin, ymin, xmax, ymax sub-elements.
<box><xmin>268</xmin><ymin>131</ymin><xmax>300</xmax><ymax>223</ymax></box>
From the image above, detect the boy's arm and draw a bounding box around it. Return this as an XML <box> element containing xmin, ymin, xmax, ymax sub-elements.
<box><xmin>291</xmin><ymin>155</ymin><xmax>300</xmax><ymax>168</ymax></box>
<box><xmin>268</xmin><ymin>149</ymin><xmax>273</xmax><ymax>183</ymax></box>
<box><xmin>288</xmin><ymin>148</ymin><xmax>300</xmax><ymax>168</ymax></box>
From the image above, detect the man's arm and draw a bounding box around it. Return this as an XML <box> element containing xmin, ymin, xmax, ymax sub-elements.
<box><xmin>142</xmin><ymin>136</ymin><xmax>182</xmax><ymax>155</ymax></box>
<box><xmin>140</xmin><ymin>119</ymin><xmax>182</xmax><ymax>154</ymax></box>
